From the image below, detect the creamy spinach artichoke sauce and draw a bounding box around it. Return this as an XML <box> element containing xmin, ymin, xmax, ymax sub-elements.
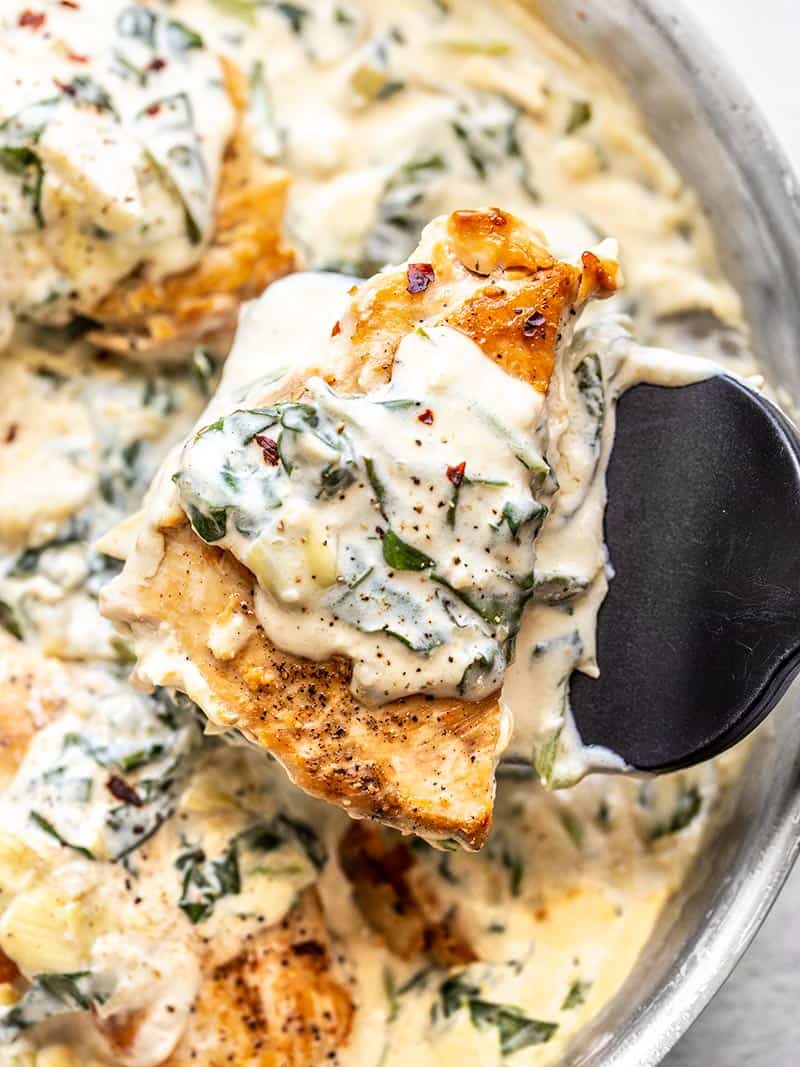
<box><xmin>0</xmin><ymin>0</ymin><xmax>755</xmax><ymax>1065</ymax></box>
<box><xmin>0</xmin><ymin>1</ymin><xmax>235</xmax><ymax>344</ymax></box>
<box><xmin>175</xmin><ymin>326</ymin><xmax>553</xmax><ymax>706</ymax></box>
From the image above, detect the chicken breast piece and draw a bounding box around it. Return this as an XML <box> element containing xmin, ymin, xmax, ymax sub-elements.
<box><xmin>339</xmin><ymin>822</ymin><xmax>477</xmax><ymax>968</ymax></box>
<box><xmin>0</xmin><ymin>638</ymin><xmax>354</xmax><ymax>1064</ymax></box>
<box><xmin>101</xmin><ymin>208</ymin><xmax>620</xmax><ymax>849</ymax></box>
<box><xmin>97</xmin><ymin>889</ymin><xmax>352</xmax><ymax>1067</ymax></box>
<box><xmin>87</xmin><ymin>59</ymin><xmax>295</xmax><ymax>361</ymax></box>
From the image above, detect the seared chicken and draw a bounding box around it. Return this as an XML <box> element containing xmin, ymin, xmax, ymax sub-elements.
<box><xmin>0</xmin><ymin>637</ymin><xmax>353</xmax><ymax>1065</ymax></box>
<box><xmin>101</xmin><ymin>208</ymin><xmax>620</xmax><ymax>849</ymax></box>
<box><xmin>88</xmin><ymin>60</ymin><xmax>295</xmax><ymax>360</ymax></box>
<box><xmin>106</xmin><ymin>889</ymin><xmax>353</xmax><ymax>1067</ymax></box>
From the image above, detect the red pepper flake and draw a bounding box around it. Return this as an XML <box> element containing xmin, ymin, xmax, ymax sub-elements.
<box><xmin>59</xmin><ymin>0</ymin><xmax>80</xmax><ymax>8</ymax></box>
<box><xmin>522</xmin><ymin>311</ymin><xmax>546</xmax><ymax>338</ymax></box>
<box><xmin>446</xmin><ymin>462</ymin><xmax>466</xmax><ymax>487</ymax></box>
<box><xmin>67</xmin><ymin>51</ymin><xmax>88</xmax><ymax>63</ymax></box>
<box><xmin>417</xmin><ymin>408</ymin><xmax>434</xmax><ymax>425</ymax></box>
<box><xmin>18</xmin><ymin>10</ymin><xmax>46</xmax><ymax>29</ymax></box>
<box><xmin>254</xmin><ymin>433</ymin><xmax>280</xmax><ymax>466</ymax></box>
<box><xmin>54</xmin><ymin>78</ymin><xmax>76</xmax><ymax>96</ymax></box>
<box><xmin>406</xmin><ymin>262</ymin><xmax>435</xmax><ymax>294</ymax></box>
<box><xmin>147</xmin><ymin>56</ymin><xmax>167</xmax><ymax>72</ymax></box>
<box><xmin>106</xmin><ymin>775</ymin><xmax>143</xmax><ymax>808</ymax></box>
<box><xmin>331</xmin><ymin>319</ymin><xmax>342</xmax><ymax>337</ymax></box>
<box><xmin>145</xmin><ymin>103</ymin><xmax>161</xmax><ymax>117</ymax></box>
<box><xmin>4</xmin><ymin>424</ymin><xmax>18</xmax><ymax>445</ymax></box>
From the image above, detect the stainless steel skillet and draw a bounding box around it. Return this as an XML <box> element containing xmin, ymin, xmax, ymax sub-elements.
<box><xmin>523</xmin><ymin>1</ymin><xmax>800</xmax><ymax>1062</ymax></box>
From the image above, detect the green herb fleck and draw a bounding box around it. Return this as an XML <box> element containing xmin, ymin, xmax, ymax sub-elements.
<box><xmin>273</xmin><ymin>2</ymin><xmax>309</xmax><ymax>34</ymax></box>
<box><xmin>382</xmin><ymin>529</ymin><xmax>435</xmax><ymax>572</ymax></box>
<box><xmin>575</xmin><ymin>352</ymin><xmax>604</xmax><ymax>444</ymax></box>
<box><xmin>437</xmin><ymin>974</ymin><xmax>558</xmax><ymax>1054</ymax></box>
<box><xmin>566</xmin><ymin>100</ymin><xmax>592</xmax><ymax>135</ymax></box>
<box><xmin>186</xmin><ymin>502</ymin><xmax>228</xmax><ymax>543</ymax></box>
<box><xmin>30</xmin><ymin>811</ymin><xmax>94</xmax><ymax>860</ymax></box>
<box><xmin>177</xmin><ymin>841</ymin><xmax>240</xmax><ymax>924</ymax></box>
<box><xmin>559</xmin><ymin>810</ymin><xmax>584</xmax><ymax>849</ymax></box>
<box><xmin>648</xmin><ymin>786</ymin><xmax>702</xmax><ymax>841</ymax></box>
<box><xmin>561</xmin><ymin>978</ymin><xmax>592</xmax><ymax>1011</ymax></box>
<box><xmin>0</xmin><ymin>598</ymin><xmax>24</xmax><ymax>641</ymax></box>
<box><xmin>0</xmin><ymin>147</ymin><xmax>44</xmax><ymax>226</ymax></box>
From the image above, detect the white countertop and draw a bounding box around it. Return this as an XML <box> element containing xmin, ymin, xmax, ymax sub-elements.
<box><xmin>664</xmin><ymin>3</ymin><xmax>800</xmax><ymax>1064</ymax></box>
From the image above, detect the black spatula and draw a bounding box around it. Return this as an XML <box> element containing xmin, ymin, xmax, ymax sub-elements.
<box><xmin>570</xmin><ymin>373</ymin><xmax>800</xmax><ymax>772</ymax></box>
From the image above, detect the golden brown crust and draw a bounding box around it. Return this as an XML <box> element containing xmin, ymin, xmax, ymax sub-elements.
<box><xmin>162</xmin><ymin>891</ymin><xmax>353</xmax><ymax>1067</ymax></box>
<box><xmin>88</xmin><ymin>59</ymin><xmax>295</xmax><ymax>360</ymax></box>
<box><xmin>111</xmin><ymin>524</ymin><xmax>500</xmax><ymax>850</ymax></box>
<box><xmin>340</xmin><ymin>207</ymin><xmax>617</xmax><ymax>394</ymax></box>
<box><xmin>103</xmin><ymin>208</ymin><xmax>620</xmax><ymax>848</ymax></box>
<box><xmin>339</xmin><ymin>823</ymin><xmax>476</xmax><ymax>967</ymax></box>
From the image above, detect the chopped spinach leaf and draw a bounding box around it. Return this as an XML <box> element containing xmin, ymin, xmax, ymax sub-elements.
<box><xmin>0</xmin><ymin>147</ymin><xmax>44</xmax><ymax>227</ymax></box>
<box><xmin>533</xmin><ymin>573</ymin><xmax>589</xmax><ymax>605</ymax></box>
<box><xmin>319</xmin><ymin>462</ymin><xmax>356</xmax><ymax>498</ymax></box>
<box><xmin>186</xmin><ymin>502</ymin><xmax>228</xmax><ymax>543</ymax></box>
<box><xmin>177</xmin><ymin>811</ymin><xmax>324</xmax><ymax>923</ymax></box>
<box><xmin>177</xmin><ymin>840</ymin><xmax>241</xmax><ymax>923</ymax></box>
<box><xmin>437</xmin><ymin>973</ymin><xmax>557</xmax><ymax>1053</ymax></box>
<box><xmin>566</xmin><ymin>100</ymin><xmax>592</xmax><ymax>135</ymax></box>
<box><xmin>492</xmin><ymin>500</ymin><xmax>546</xmax><ymax>542</ymax></box>
<box><xmin>561</xmin><ymin>978</ymin><xmax>592</xmax><ymax>1011</ymax></box>
<box><xmin>0</xmin><ymin>598</ymin><xmax>23</xmax><ymax>640</ymax></box>
<box><xmin>648</xmin><ymin>786</ymin><xmax>702</xmax><ymax>841</ymax></box>
<box><xmin>63</xmin><ymin>76</ymin><xmax>116</xmax><ymax>114</ymax></box>
<box><xmin>470</xmin><ymin>1000</ymin><xmax>558</xmax><ymax>1054</ymax></box>
<box><xmin>30</xmin><ymin>811</ymin><xmax>94</xmax><ymax>860</ymax></box>
<box><xmin>191</xmin><ymin>348</ymin><xmax>218</xmax><ymax>395</ymax></box>
<box><xmin>575</xmin><ymin>353</ymin><xmax>604</xmax><ymax>445</ymax></box>
<box><xmin>364</xmin><ymin>456</ymin><xmax>388</xmax><ymax>516</ymax></box>
<box><xmin>272</xmin><ymin>1</ymin><xmax>309</xmax><ymax>34</ymax></box>
<box><xmin>165</xmin><ymin>18</ymin><xmax>205</xmax><ymax>52</ymax></box>
<box><xmin>142</xmin><ymin>374</ymin><xmax>177</xmax><ymax>415</ymax></box>
<box><xmin>0</xmin><ymin>971</ymin><xmax>104</xmax><ymax>1042</ymax></box>
<box><xmin>382</xmin><ymin>529</ymin><xmax>435</xmax><ymax>572</ymax></box>
<box><xmin>384</xmin><ymin>967</ymin><xmax>400</xmax><ymax>1022</ymax></box>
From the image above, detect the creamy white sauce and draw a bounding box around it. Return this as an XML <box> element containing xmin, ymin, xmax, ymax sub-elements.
<box><xmin>175</xmin><ymin>324</ymin><xmax>553</xmax><ymax>704</ymax></box>
<box><xmin>0</xmin><ymin>0</ymin><xmax>235</xmax><ymax>343</ymax></box>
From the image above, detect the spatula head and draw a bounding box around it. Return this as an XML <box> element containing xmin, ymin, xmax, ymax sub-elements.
<box><xmin>571</xmin><ymin>373</ymin><xmax>800</xmax><ymax>772</ymax></box>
